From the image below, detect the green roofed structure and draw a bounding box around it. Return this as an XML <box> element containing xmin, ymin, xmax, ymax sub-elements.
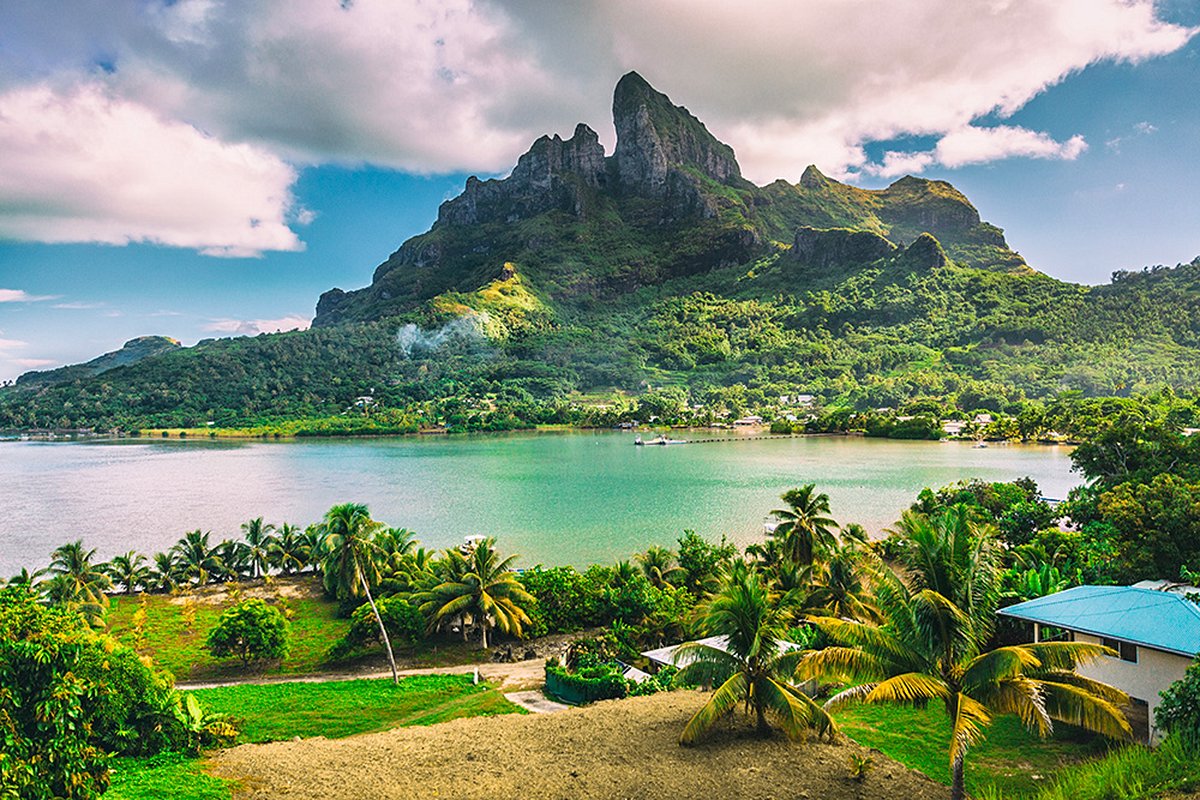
<box><xmin>999</xmin><ymin>584</ymin><xmax>1200</xmax><ymax>742</ymax></box>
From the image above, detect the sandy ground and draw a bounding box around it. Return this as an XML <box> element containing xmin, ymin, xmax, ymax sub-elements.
<box><xmin>211</xmin><ymin>690</ymin><xmax>946</xmax><ymax>800</ymax></box>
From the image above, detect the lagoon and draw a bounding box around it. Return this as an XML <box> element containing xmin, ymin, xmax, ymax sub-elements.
<box><xmin>0</xmin><ymin>431</ymin><xmax>1079</xmax><ymax>575</ymax></box>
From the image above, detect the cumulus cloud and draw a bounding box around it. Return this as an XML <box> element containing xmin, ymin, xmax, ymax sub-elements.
<box><xmin>870</xmin><ymin>125</ymin><xmax>1088</xmax><ymax>177</ymax></box>
<box><xmin>0</xmin><ymin>288</ymin><xmax>57</xmax><ymax>302</ymax></box>
<box><xmin>203</xmin><ymin>314</ymin><xmax>311</xmax><ymax>336</ymax></box>
<box><xmin>0</xmin><ymin>0</ymin><xmax>1194</xmax><ymax>227</ymax></box>
<box><xmin>0</xmin><ymin>82</ymin><xmax>302</xmax><ymax>256</ymax></box>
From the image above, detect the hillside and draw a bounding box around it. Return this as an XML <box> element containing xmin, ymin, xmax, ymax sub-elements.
<box><xmin>2</xmin><ymin>72</ymin><xmax>1199</xmax><ymax>431</ymax></box>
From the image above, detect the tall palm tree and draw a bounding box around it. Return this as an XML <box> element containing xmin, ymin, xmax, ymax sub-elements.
<box><xmin>769</xmin><ymin>484</ymin><xmax>838</xmax><ymax>568</ymax></box>
<box><xmin>319</xmin><ymin>503</ymin><xmax>398</xmax><ymax>684</ymax></box>
<box><xmin>804</xmin><ymin>543</ymin><xmax>879</xmax><ymax>623</ymax></box>
<box><xmin>803</xmin><ymin>509</ymin><xmax>1131</xmax><ymax>800</ymax></box>
<box><xmin>173</xmin><ymin>530</ymin><xmax>223</xmax><ymax>587</ymax></box>
<box><xmin>674</xmin><ymin>563</ymin><xmax>835</xmax><ymax>744</ymax></box>
<box><xmin>47</xmin><ymin>540</ymin><xmax>111</xmax><ymax>624</ymax></box>
<box><xmin>148</xmin><ymin>551</ymin><xmax>180</xmax><ymax>593</ymax></box>
<box><xmin>106</xmin><ymin>551</ymin><xmax>150</xmax><ymax>594</ymax></box>
<box><xmin>269</xmin><ymin>523</ymin><xmax>310</xmax><ymax>575</ymax></box>
<box><xmin>417</xmin><ymin>537</ymin><xmax>534</xmax><ymax>650</ymax></box>
<box><xmin>637</xmin><ymin>545</ymin><xmax>684</xmax><ymax>589</ymax></box>
<box><xmin>214</xmin><ymin>538</ymin><xmax>251</xmax><ymax>582</ymax></box>
<box><xmin>301</xmin><ymin>524</ymin><xmax>326</xmax><ymax>574</ymax></box>
<box><xmin>240</xmin><ymin>517</ymin><xmax>277</xmax><ymax>579</ymax></box>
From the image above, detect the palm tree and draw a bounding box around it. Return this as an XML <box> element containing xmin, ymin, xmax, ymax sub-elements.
<box><xmin>803</xmin><ymin>508</ymin><xmax>1131</xmax><ymax>800</ymax></box>
<box><xmin>301</xmin><ymin>524</ymin><xmax>326</xmax><ymax>574</ymax></box>
<box><xmin>107</xmin><ymin>551</ymin><xmax>150</xmax><ymax>594</ymax></box>
<box><xmin>674</xmin><ymin>563</ymin><xmax>835</xmax><ymax>744</ymax></box>
<box><xmin>47</xmin><ymin>540</ymin><xmax>111</xmax><ymax>624</ymax></box>
<box><xmin>173</xmin><ymin>530</ymin><xmax>223</xmax><ymax>586</ymax></box>
<box><xmin>319</xmin><ymin>503</ymin><xmax>398</xmax><ymax>684</ymax></box>
<box><xmin>804</xmin><ymin>543</ymin><xmax>879</xmax><ymax>623</ymax></box>
<box><xmin>214</xmin><ymin>538</ymin><xmax>251</xmax><ymax>582</ymax></box>
<box><xmin>418</xmin><ymin>537</ymin><xmax>534</xmax><ymax>650</ymax></box>
<box><xmin>148</xmin><ymin>551</ymin><xmax>180</xmax><ymax>592</ymax></box>
<box><xmin>240</xmin><ymin>517</ymin><xmax>277</xmax><ymax>579</ymax></box>
<box><xmin>269</xmin><ymin>523</ymin><xmax>310</xmax><ymax>575</ymax></box>
<box><xmin>637</xmin><ymin>545</ymin><xmax>684</xmax><ymax>589</ymax></box>
<box><xmin>769</xmin><ymin>484</ymin><xmax>838</xmax><ymax>568</ymax></box>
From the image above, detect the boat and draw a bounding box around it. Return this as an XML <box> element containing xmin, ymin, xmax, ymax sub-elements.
<box><xmin>634</xmin><ymin>434</ymin><xmax>687</xmax><ymax>446</ymax></box>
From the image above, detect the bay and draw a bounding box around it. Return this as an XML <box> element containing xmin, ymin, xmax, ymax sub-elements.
<box><xmin>0</xmin><ymin>431</ymin><xmax>1078</xmax><ymax>575</ymax></box>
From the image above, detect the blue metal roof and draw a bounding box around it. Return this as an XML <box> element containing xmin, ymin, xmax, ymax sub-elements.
<box><xmin>998</xmin><ymin>585</ymin><xmax>1200</xmax><ymax>657</ymax></box>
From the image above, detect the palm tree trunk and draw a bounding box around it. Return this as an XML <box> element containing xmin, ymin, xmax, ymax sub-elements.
<box><xmin>755</xmin><ymin>702</ymin><xmax>769</xmax><ymax>737</ymax></box>
<box><xmin>356</xmin><ymin>560</ymin><xmax>398</xmax><ymax>685</ymax></box>
<box><xmin>481</xmin><ymin>622</ymin><xmax>488</xmax><ymax>650</ymax></box>
<box><xmin>950</xmin><ymin>755</ymin><xmax>966</xmax><ymax>800</ymax></box>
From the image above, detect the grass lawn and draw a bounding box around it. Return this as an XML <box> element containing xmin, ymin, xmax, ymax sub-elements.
<box><xmin>106</xmin><ymin>577</ymin><xmax>352</xmax><ymax>681</ymax></box>
<box><xmin>191</xmin><ymin>674</ymin><xmax>526</xmax><ymax>743</ymax></box>
<box><xmin>837</xmin><ymin>700</ymin><xmax>1109</xmax><ymax>798</ymax></box>
<box><xmin>106</xmin><ymin>753</ymin><xmax>233</xmax><ymax>800</ymax></box>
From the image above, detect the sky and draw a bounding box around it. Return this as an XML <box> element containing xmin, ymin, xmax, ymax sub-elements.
<box><xmin>1</xmin><ymin>0</ymin><xmax>1199</xmax><ymax>382</ymax></box>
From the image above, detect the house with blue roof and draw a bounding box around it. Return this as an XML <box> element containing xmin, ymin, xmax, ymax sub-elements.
<box><xmin>999</xmin><ymin>583</ymin><xmax>1200</xmax><ymax>743</ymax></box>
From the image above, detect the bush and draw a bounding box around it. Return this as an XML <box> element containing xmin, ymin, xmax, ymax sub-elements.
<box><xmin>519</xmin><ymin>566</ymin><xmax>603</xmax><ymax>636</ymax></box>
<box><xmin>74</xmin><ymin>641</ymin><xmax>185</xmax><ymax>756</ymax></box>
<box><xmin>327</xmin><ymin>596</ymin><xmax>424</xmax><ymax>659</ymax></box>
<box><xmin>206</xmin><ymin>598</ymin><xmax>290</xmax><ymax>667</ymax></box>
<box><xmin>1157</xmin><ymin>658</ymin><xmax>1200</xmax><ymax>738</ymax></box>
<box><xmin>544</xmin><ymin>660</ymin><xmax>627</xmax><ymax>704</ymax></box>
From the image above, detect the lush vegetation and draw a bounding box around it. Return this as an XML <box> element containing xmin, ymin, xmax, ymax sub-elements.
<box><xmin>105</xmin><ymin>754</ymin><xmax>232</xmax><ymax>800</ymax></box>
<box><xmin>206</xmin><ymin>598</ymin><xmax>290</xmax><ymax>667</ymax></box>
<box><xmin>191</xmin><ymin>675</ymin><xmax>522</xmax><ymax>743</ymax></box>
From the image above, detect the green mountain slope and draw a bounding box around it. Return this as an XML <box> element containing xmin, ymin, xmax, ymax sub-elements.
<box><xmin>2</xmin><ymin>73</ymin><xmax>1199</xmax><ymax>431</ymax></box>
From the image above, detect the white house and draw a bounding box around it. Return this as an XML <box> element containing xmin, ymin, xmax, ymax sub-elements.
<box><xmin>998</xmin><ymin>584</ymin><xmax>1200</xmax><ymax>743</ymax></box>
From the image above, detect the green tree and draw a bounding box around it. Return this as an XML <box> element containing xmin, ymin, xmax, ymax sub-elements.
<box><xmin>1156</xmin><ymin>657</ymin><xmax>1200</xmax><ymax>738</ymax></box>
<box><xmin>206</xmin><ymin>597</ymin><xmax>290</xmax><ymax>668</ymax></box>
<box><xmin>268</xmin><ymin>523</ymin><xmax>310</xmax><ymax>575</ymax></box>
<box><xmin>636</xmin><ymin>545</ymin><xmax>684</xmax><ymax>589</ymax></box>
<box><xmin>240</xmin><ymin>517</ymin><xmax>277</xmax><ymax>579</ymax></box>
<box><xmin>674</xmin><ymin>564</ymin><xmax>835</xmax><ymax>744</ymax></box>
<box><xmin>106</xmin><ymin>551</ymin><xmax>149</xmax><ymax>595</ymax></box>
<box><xmin>804</xmin><ymin>511</ymin><xmax>1132</xmax><ymax>800</ymax></box>
<box><xmin>418</xmin><ymin>537</ymin><xmax>534</xmax><ymax>650</ymax></box>
<box><xmin>172</xmin><ymin>530</ymin><xmax>222</xmax><ymax>587</ymax></box>
<box><xmin>769</xmin><ymin>484</ymin><xmax>838</xmax><ymax>568</ymax></box>
<box><xmin>1096</xmin><ymin>473</ymin><xmax>1200</xmax><ymax>581</ymax></box>
<box><xmin>46</xmin><ymin>540</ymin><xmax>111</xmax><ymax>625</ymax></box>
<box><xmin>318</xmin><ymin>503</ymin><xmax>398</xmax><ymax>683</ymax></box>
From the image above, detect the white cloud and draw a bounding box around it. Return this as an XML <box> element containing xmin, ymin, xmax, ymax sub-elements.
<box><xmin>0</xmin><ymin>83</ymin><xmax>302</xmax><ymax>256</ymax></box>
<box><xmin>13</xmin><ymin>358</ymin><xmax>56</xmax><ymax>368</ymax></box>
<box><xmin>936</xmin><ymin>126</ymin><xmax>1088</xmax><ymax>168</ymax></box>
<box><xmin>203</xmin><ymin>314</ymin><xmax>311</xmax><ymax>336</ymax></box>
<box><xmin>0</xmin><ymin>288</ymin><xmax>57</xmax><ymax>302</ymax></box>
<box><xmin>0</xmin><ymin>338</ymin><xmax>28</xmax><ymax>351</ymax></box>
<box><xmin>52</xmin><ymin>300</ymin><xmax>106</xmax><ymax>309</ymax></box>
<box><xmin>0</xmin><ymin>0</ymin><xmax>1194</xmax><ymax>203</ymax></box>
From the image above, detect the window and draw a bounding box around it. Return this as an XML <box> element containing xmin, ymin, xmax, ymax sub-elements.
<box><xmin>1102</xmin><ymin>637</ymin><xmax>1138</xmax><ymax>663</ymax></box>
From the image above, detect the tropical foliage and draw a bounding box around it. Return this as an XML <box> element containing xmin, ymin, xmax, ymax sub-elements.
<box><xmin>206</xmin><ymin>598</ymin><xmax>290</xmax><ymax>667</ymax></box>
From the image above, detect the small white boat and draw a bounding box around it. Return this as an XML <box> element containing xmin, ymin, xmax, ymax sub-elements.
<box><xmin>635</xmin><ymin>434</ymin><xmax>686</xmax><ymax>446</ymax></box>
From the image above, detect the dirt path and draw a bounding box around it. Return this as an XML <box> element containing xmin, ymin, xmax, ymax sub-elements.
<box><xmin>211</xmin><ymin>691</ymin><xmax>946</xmax><ymax>800</ymax></box>
<box><xmin>179</xmin><ymin>657</ymin><xmax>549</xmax><ymax>692</ymax></box>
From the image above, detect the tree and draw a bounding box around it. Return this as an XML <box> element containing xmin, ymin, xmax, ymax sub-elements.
<box><xmin>1096</xmin><ymin>473</ymin><xmax>1200</xmax><ymax>581</ymax></box>
<box><xmin>148</xmin><ymin>551</ymin><xmax>180</xmax><ymax>593</ymax></box>
<box><xmin>636</xmin><ymin>545</ymin><xmax>684</xmax><ymax>589</ymax></box>
<box><xmin>805</xmin><ymin>542</ymin><xmax>879</xmax><ymax>623</ymax></box>
<box><xmin>173</xmin><ymin>530</ymin><xmax>222</xmax><ymax>587</ymax></box>
<box><xmin>269</xmin><ymin>523</ymin><xmax>310</xmax><ymax>575</ymax></box>
<box><xmin>1156</xmin><ymin>657</ymin><xmax>1200</xmax><ymax>738</ymax></box>
<box><xmin>418</xmin><ymin>537</ymin><xmax>534</xmax><ymax>650</ymax></box>
<box><xmin>318</xmin><ymin>503</ymin><xmax>398</xmax><ymax>683</ymax></box>
<box><xmin>240</xmin><ymin>517</ymin><xmax>277</xmax><ymax>579</ymax></box>
<box><xmin>803</xmin><ymin>512</ymin><xmax>1132</xmax><ymax>800</ymax></box>
<box><xmin>206</xmin><ymin>598</ymin><xmax>290</xmax><ymax>668</ymax></box>
<box><xmin>674</xmin><ymin>564</ymin><xmax>835</xmax><ymax>744</ymax></box>
<box><xmin>769</xmin><ymin>485</ymin><xmax>838</xmax><ymax>568</ymax></box>
<box><xmin>47</xmin><ymin>540</ymin><xmax>111</xmax><ymax>625</ymax></box>
<box><xmin>106</xmin><ymin>551</ymin><xmax>149</xmax><ymax>595</ymax></box>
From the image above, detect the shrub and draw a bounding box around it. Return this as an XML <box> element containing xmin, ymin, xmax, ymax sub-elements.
<box><xmin>544</xmin><ymin>660</ymin><xmax>627</xmax><ymax>704</ymax></box>
<box><xmin>74</xmin><ymin>641</ymin><xmax>185</xmax><ymax>756</ymax></box>
<box><xmin>206</xmin><ymin>598</ymin><xmax>290</xmax><ymax>667</ymax></box>
<box><xmin>1157</xmin><ymin>658</ymin><xmax>1200</xmax><ymax>738</ymax></box>
<box><xmin>519</xmin><ymin>566</ymin><xmax>603</xmax><ymax>636</ymax></box>
<box><xmin>327</xmin><ymin>596</ymin><xmax>424</xmax><ymax>659</ymax></box>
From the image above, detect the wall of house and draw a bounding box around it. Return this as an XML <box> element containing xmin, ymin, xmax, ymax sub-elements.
<box><xmin>1065</xmin><ymin>629</ymin><xmax>1191</xmax><ymax>743</ymax></box>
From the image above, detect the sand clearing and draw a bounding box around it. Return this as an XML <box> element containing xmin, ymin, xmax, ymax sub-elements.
<box><xmin>212</xmin><ymin>690</ymin><xmax>946</xmax><ymax>799</ymax></box>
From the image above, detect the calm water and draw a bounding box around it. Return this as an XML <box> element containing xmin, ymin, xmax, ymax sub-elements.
<box><xmin>0</xmin><ymin>431</ymin><xmax>1079</xmax><ymax>575</ymax></box>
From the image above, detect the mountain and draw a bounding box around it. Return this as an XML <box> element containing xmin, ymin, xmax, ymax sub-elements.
<box><xmin>2</xmin><ymin>73</ymin><xmax>1199</xmax><ymax>432</ymax></box>
<box><xmin>14</xmin><ymin>336</ymin><xmax>181</xmax><ymax>389</ymax></box>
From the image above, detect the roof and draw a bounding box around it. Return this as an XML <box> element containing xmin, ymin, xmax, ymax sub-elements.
<box><xmin>641</xmin><ymin>634</ymin><xmax>802</xmax><ymax>667</ymax></box>
<box><xmin>998</xmin><ymin>585</ymin><xmax>1200</xmax><ymax>657</ymax></box>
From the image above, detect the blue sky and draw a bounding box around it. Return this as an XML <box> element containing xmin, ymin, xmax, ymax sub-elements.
<box><xmin>1</xmin><ymin>0</ymin><xmax>1198</xmax><ymax>381</ymax></box>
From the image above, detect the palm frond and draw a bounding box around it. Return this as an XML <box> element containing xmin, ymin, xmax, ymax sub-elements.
<box><xmin>947</xmin><ymin>692</ymin><xmax>992</xmax><ymax>771</ymax></box>
<box><xmin>680</xmin><ymin>672</ymin><xmax>748</xmax><ymax>745</ymax></box>
<box><xmin>865</xmin><ymin>672</ymin><xmax>949</xmax><ymax>705</ymax></box>
<box><xmin>1037</xmin><ymin>680</ymin><xmax>1133</xmax><ymax>740</ymax></box>
<box><xmin>756</xmin><ymin>676</ymin><xmax>836</xmax><ymax>741</ymax></box>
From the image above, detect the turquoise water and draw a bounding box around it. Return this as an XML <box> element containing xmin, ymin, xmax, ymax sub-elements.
<box><xmin>0</xmin><ymin>431</ymin><xmax>1078</xmax><ymax>574</ymax></box>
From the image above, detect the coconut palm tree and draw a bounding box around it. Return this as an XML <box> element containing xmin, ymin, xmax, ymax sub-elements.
<box><xmin>173</xmin><ymin>530</ymin><xmax>223</xmax><ymax>587</ymax></box>
<box><xmin>804</xmin><ymin>542</ymin><xmax>879</xmax><ymax>623</ymax></box>
<box><xmin>674</xmin><ymin>563</ymin><xmax>835</xmax><ymax>744</ymax></box>
<box><xmin>213</xmin><ymin>538</ymin><xmax>250</xmax><ymax>582</ymax></box>
<box><xmin>769</xmin><ymin>484</ymin><xmax>838</xmax><ymax>568</ymax></box>
<box><xmin>240</xmin><ymin>517</ymin><xmax>277</xmax><ymax>579</ymax></box>
<box><xmin>318</xmin><ymin>502</ymin><xmax>398</xmax><ymax>684</ymax></box>
<box><xmin>106</xmin><ymin>551</ymin><xmax>150</xmax><ymax>594</ymax></box>
<box><xmin>47</xmin><ymin>540</ymin><xmax>111</xmax><ymax>625</ymax></box>
<box><xmin>148</xmin><ymin>551</ymin><xmax>180</xmax><ymax>592</ymax></box>
<box><xmin>269</xmin><ymin>523</ymin><xmax>310</xmax><ymax>575</ymax></box>
<box><xmin>637</xmin><ymin>545</ymin><xmax>684</xmax><ymax>589</ymax></box>
<box><xmin>802</xmin><ymin>507</ymin><xmax>1131</xmax><ymax>800</ymax></box>
<box><xmin>417</xmin><ymin>537</ymin><xmax>533</xmax><ymax>650</ymax></box>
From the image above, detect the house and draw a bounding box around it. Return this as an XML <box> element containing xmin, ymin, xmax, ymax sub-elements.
<box><xmin>733</xmin><ymin>415</ymin><xmax>764</xmax><ymax>426</ymax></box>
<box><xmin>998</xmin><ymin>584</ymin><xmax>1200</xmax><ymax>742</ymax></box>
<box><xmin>973</xmin><ymin>413</ymin><xmax>994</xmax><ymax>425</ymax></box>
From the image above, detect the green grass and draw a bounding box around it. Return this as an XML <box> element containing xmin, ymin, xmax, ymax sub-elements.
<box><xmin>106</xmin><ymin>577</ymin><xmax>352</xmax><ymax>681</ymax></box>
<box><xmin>191</xmin><ymin>674</ymin><xmax>526</xmax><ymax>743</ymax></box>
<box><xmin>837</xmin><ymin>701</ymin><xmax>1108</xmax><ymax>798</ymax></box>
<box><xmin>106</xmin><ymin>753</ymin><xmax>233</xmax><ymax>800</ymax></box>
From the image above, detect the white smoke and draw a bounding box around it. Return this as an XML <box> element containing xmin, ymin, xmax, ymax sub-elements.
<box><xmin>396</xmin><ymin>312</ymin><xmax>492</xmax><ymax>359</ymax></box>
